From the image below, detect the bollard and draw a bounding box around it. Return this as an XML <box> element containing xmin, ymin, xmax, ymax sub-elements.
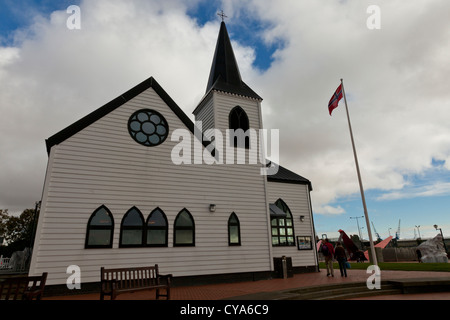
<box><xmin>282</xmin><ymin>256</ymin><xmax>287</xmax><ymax>279</ymax></box>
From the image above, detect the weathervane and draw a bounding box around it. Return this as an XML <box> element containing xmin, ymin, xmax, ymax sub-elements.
<box><xmin>217</xmin><ymin>10</ymin><xmax>227</xmax><ymax>22</ymax></box>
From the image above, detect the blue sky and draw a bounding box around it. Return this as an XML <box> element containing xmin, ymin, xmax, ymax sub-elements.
<box><xmin>0</xmin><ymin>0</ymin><xmax>79</xmax><ymax>42</ymax></box>
<box><xmin>1</xmin><ymin>0</ymin><xmax>450</xmax><ymax>242</ymax></box>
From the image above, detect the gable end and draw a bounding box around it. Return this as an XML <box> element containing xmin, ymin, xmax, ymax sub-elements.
<box><xmin>45</xmin><ymin>77</ymin><xmax>197</xmax><ymax>154</ymax></box>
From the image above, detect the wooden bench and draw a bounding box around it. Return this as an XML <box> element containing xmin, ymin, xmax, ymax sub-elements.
<box><xmin>0</xmin><ymin>272</ymin><xmax>48</xmax><ymax>300</ymax></box>
<box><xmin>100</xmin><ymin>265</ymin><xmax>172</xmax><ymax>300</ymax></box>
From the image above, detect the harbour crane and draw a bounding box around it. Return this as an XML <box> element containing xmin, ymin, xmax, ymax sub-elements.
<box><xmin>371</xmin><ymin>221</ymin><xmax>382</xmax><ymax>242</ymax></box>
<box><xmin>395</xmin><ymin>219</ymin><xmax>401</xmax><ymax>240</ymax></box>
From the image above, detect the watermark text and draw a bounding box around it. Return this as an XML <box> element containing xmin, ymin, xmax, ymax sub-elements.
<box><xmin>366</xmin><ymin>264</ymin><xmax>381</xmax><ymax>289</ymax></box>
<box><xmin>66</xmin><ymin>265</ymin><xmax>81</xmax><ymax>289</ymax></box>
<box><xmin>66</xmin><ymin>5</ymin><xmax>81</xmax><ymax>30</ymax></box>
<box><xmin>367</xmin><ymin>5</ymin><xmax>381</xmax><ymax>30</ymax></box>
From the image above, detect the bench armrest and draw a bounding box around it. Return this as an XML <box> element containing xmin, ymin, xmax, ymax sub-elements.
<box><xmin>158</xmin><ymin>274</ymin><xmax>173</xmax><ymax>286</ymax></box>
<box><xmin>23</xmin><ymin>289</ymin><xmax>44</xmax><ymax>300</ymax></box>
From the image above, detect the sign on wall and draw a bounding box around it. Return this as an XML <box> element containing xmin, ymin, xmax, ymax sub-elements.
<box><xmin>297</xmin><ymin>236</ymin><xmax>312</xmax><ymax>250</ymax></box>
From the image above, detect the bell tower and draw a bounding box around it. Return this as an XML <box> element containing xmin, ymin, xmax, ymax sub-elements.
<box><xmin>193</xmin><ymin>20</ymin><xmax>263</xmax><ymax>153</ymax></box>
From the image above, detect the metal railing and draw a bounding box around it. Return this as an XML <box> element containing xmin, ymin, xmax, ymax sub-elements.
<box><xmin>0</xmin><ymin>255</ymin><xmax>28</xmax><ymax>273</ymax></box>
<box><xmin>0</xmin><ymin>256</ymin><xmax>11</xmax><ymax>269</ymax></box>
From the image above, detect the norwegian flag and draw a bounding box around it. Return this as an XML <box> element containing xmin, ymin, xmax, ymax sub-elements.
<box><xmin>328</xmin><ymin>84</ymin><xmax>343</xmax><ymax>115</ymax></box>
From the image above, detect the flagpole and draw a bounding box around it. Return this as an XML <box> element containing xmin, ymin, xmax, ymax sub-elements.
<box><xmin>340</xmin><ymin>79</ymin><xmax>378</xmax><ymax>266</ymax></box>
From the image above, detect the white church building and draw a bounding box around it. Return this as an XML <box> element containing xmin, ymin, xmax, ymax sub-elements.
<box><xmin>28</xmin><ymin>21</ymin><xmax>319</xmax><ymax>287</ymax></box>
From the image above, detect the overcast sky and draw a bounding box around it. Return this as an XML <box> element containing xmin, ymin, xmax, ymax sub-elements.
<box><xmin>1</xmin><ymin>0</ymin><xmax>450</xmax><ymax>240</ymax></box>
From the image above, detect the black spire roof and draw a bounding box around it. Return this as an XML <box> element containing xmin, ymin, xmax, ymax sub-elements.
<box><xmin>206</xmin><ymin>22</ymin><xmax>262</xmax><ymax>100</ymax></box>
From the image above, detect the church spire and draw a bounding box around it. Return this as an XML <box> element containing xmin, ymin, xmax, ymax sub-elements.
<box><xmin>206</xmin><ymin>21</ymin><xmax>262</xmax><ymax>100</ymax></box>
<box><xmin>206</xmin><ymin>21</ymin><xmax>242</xmax><ymax>91</ymax></box>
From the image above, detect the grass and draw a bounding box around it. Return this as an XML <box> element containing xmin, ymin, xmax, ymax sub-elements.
<box><xmin>319</xmin><ymin>262</ymin><xmax>450</xmax><ymax>272</ymax></box>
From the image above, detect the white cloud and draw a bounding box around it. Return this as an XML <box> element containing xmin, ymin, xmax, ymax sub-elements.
<box><xmin>1</xmin><ymin>0</ymin><xmax>450</xmax><ymax>221</ymax></box>
<box><xmin>314</xmin><ymin>205</ymin><xmax>345</xmax><ymax>216</ymax></box>
<box><xmin>377</xmin><ymin>181</ymin><xmax>450</xmax><ymax>201</ymax></box>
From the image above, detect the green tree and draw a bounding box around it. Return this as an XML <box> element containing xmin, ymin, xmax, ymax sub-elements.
<box><xmin>0</xmin><ymin>209</ymin><xmax>35</xmax><ymax>245</ymax></box>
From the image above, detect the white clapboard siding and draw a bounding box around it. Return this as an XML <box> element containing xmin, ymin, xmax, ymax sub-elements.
<box><xmin>193</xmin><ymin>93</ymin><xmax>215</xmax><ymax>139</ymax></box>
<box><xmin>29</xmin><ymin>87</ymin><xmax>273</xmax><ymax>285</ymax></box>
<box><xmin>267</xmin><ymin>181</ymin><xmax>318</xmax><ymax>267</ymax></box>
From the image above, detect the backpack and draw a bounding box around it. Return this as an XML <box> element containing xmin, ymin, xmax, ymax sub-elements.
<box><xmin>321</xmin><ymin>244</ymin><xmax>330</xmax><ymax>256</ymax></box>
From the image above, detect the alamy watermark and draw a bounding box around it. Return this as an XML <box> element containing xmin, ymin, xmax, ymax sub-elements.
<box><xmin>367</xmin><ymin>5</ymin><xmax>381</xmax><ymax>30</ymax></box>
<box><xmin>366</xmin><ymin>264</ymin><xmax>381</xmax><ymax>290</ymax></box>
<box><xmin>170</xmin><ymin>121</ymin><xmax>280</xmax><ymax>176</ymax></box>
<box><xmin>66</xmin><ymin>5</ymin><xmax>81</xmax><ymax>30</ymax></box>
<box><xmin>65</xmin><ymin>4</ymin><xmax>380</xmax><ymax>31</ymax></box>
<box><xmin>66</xmin><ymin>265</ymin><xmax>81</xmax><ymax>289</ymax></box>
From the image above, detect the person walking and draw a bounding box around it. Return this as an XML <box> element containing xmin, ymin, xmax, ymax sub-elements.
<box><xmin>334</xmin><ymin>242</ymin><xmax>348</xmax><ymax>277</ymax></box>
<box><xmin>321</xmin><ymin>238</ymin><xmax>335</xmax><ymax>277</ymax></box>
<box><xmin>416</xmin><ymin>249</ymin><xmax>422</xmax><ymax>263</ymax></box>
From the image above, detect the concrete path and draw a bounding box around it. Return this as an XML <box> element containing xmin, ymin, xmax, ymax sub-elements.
<box><xmin>44</xmin><ymin>268</ymin><xmax>450</xmax><ymax>300</ymax></box>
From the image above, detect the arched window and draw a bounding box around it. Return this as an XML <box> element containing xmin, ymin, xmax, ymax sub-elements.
<box><xmin>120</xmin><ymin>207</ymin><xmax>145</xmax><ymax>247</ymax></box>
<box><xmin>228</xmin><ymin>212</ymin><xmax>241</xmax><ymax>246</ymax></box>
<box><xmin>271</xmin><ymin>199</ymin><xmax>295</xmax><ymax>247</ymax></box>
<box><xmin>174</xmin><ymin>209</ymin><xmax>195</xmax><ymax>246</ymax></box>
<box><xmin>146</xmin><ymin>207</ymin><xmax>168</xmax><ymax>247</ymax></box>
<box><xmin>229</xmin><ymin>106</ymin><xmax>250</xmax><ymax>148</ymax></box>
<box><xmin>85</xmin><ymin>205</ymin><xmax>114</xmax><ymax>248</ymax></box>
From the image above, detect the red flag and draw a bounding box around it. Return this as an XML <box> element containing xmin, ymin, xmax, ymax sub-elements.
<box><xmin>328</xmin><ymin>84</ymin><xmax>343</xmax><ymax>115</ymax></box>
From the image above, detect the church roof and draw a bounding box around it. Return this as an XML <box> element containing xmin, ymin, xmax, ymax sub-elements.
<box><xmin>206</xmin><ymin>22</ymin><xmax>262</xmax><ymax>101</ymax></box>
<box><xmin>267</xmin><ymin>164</ymin><xmax>313</xmax><ymax>190</ymax></box>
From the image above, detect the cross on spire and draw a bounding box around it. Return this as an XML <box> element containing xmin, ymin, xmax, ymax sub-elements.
<box><xmin>217</xmin><ymin>10</ymin><xmax>227</xmax><ymax>22</ymax></box>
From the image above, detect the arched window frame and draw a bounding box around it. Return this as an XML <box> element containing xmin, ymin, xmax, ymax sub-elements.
<box><xmin>229</xmin><ymin>106</ymin><xmax>250</xmax><ymax>149</ymax></box>
<box><xmin>173</xmin><ymin>208</ymin><xmax>195</xmax><ymax>247</ymax></box>
<box><xmin>145</xmin><ymin>207</ymin><xmax>168</xmax><ymax>247</ymax></box>
<box><xmin>85</xmin><ymin>205</ymin><xmax>114</xmax><ymax>249</ymax></box>
<box><xmin>228</xmin><ymin>212</ymin><xmax>241</xmax><ymax>246</ymax></box>
<box><xmin>119</xmin><ymin>206</ymin><xmax>145</xmax><ymax>248</ymax></box>
<box><xmin>271</xmin><ymin>199</ymin><xmax>295</xmax><ymax>247</ymax></box>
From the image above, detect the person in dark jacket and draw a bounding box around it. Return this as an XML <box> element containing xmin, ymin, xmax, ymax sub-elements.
<box><xmin>322</xmin><ymin>238</ymin><xmax>335</xmax><ymax>277</ymax></box>
<box><xmin>334</xmin><ymin>242</ymin><xmax>348</xmax><ymax>277</ymax></box>
<box><xmin>416</xmin><ymin>249</ymin><xmax>422</xmax><ymax>263</ymax></box>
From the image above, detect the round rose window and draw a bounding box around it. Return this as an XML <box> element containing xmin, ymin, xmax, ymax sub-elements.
<box><xmin>128</xmin><ymin>109</ymin><xmax>168</xmax><ymax>147</ymax></box>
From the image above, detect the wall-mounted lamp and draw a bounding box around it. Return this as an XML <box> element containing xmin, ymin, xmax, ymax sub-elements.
<box><xmin>300</xmin><ymin>215</ymin><xmax>305</xmax><ymax>222</ymax></box>
<box><xmin>209</xmin><ymin>204</ymin><xmax>216</xmax><ymax>212</ymax></box>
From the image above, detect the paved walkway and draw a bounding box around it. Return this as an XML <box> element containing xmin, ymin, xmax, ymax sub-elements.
<box><xmin>44</xmin><ymin>268</ymin><xmax>450</xmax><ymax>300</ymax></box>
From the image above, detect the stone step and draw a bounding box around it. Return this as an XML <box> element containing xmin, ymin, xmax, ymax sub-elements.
<box><xmin>224</xmin><ymin>277</ymin><xmax>450</xmax><ymax>300</ymax></box>
<box><xmin>279</xmin><ymin>282</ymin><xmax>400</xmax><ymax>300</ymax></box>
<box><xmin>387</xmin><ymin>278</ymin><xmax>450</xmax><ymax>294</ymax></box>
<box><xmin>317</xmin><ymin>288</ymin><xmax>402</xmax><ymax>300</ymax></box>
<box><xmin>318</xmin><ymin>287</ymin><xmax>403</xmax><ymax>300</ymax></box>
